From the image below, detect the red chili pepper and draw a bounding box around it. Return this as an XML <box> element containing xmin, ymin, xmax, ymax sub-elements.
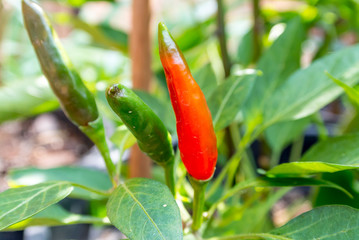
<box><xmin>158</xmin><ymin>22</ymin><xmax>217</xmax><ymax>181</ymax></box>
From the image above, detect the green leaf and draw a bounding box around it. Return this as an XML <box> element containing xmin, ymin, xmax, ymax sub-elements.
<box><xmin>9</xmin><ymin>167</ymin><xmax>112</xmax><ymax>200</ymax></box>
<box><xmin>313</xmin><ymin>171</ymin><xmax>359</xmax><ymax>209</ymax></box>
<box><xmin>107</xmin><ymin>178</ymin><xmax>183</xmax><ymax>240</ymax></box>
<box><xmin>53</xmin><ymin>13</ymin><xmax>127</xmax><ymax>53</ymax></box>
<box><xmin>98</xmin><ymin>23</ymin><xmax>128</xmax><ymax>49</ymax></box>
<box><xmin>262</xmin><ymin>44</ymin><xmax>359</xmax><ymax>128</ymax></box>
<box><xmin>0</xmin><ymin>77</ymin><xmax>58</xmax><ymax>124</ymax></box>
<box><xmin>209</xmin><ymin>76</ymin><xmax>252</xmax><ymax>131</ymax></box>
<box><xmin>267</xmin><ymin>133</ymin><xmax>359</xmax><ymax>176</ymax></box>
<box><xmin>237</xmin><ymin>29</ymin><xmax>254</xmax><ymax>67</ymax></box>
<box><xmin>172</xmin><ymin>17</ymin><xmax>214</xmax><ymax>52</ymax></box>
<box><xmin>244</xmin><ymin>17</ymin><xmax>306</xmax><ymax>125</ymax></box>
<box><xmin>134</xmin><ymin>90</ymin><xmax>176</xmax><ymax>133</ymax></box>
<box><xmin>0</xmin><ymin>181</ymin><xmax>73</xmax><ymax>230</ymax></box>
<box><xmin>326</xmin><ymin>72</ymin><xmax>359</xmax><ymax>108</ymax></box>
<box><xmin>6</xmin><ymin>204</ymin><xmax>109</xmax><ymax>230</ymax></box>
<box><xmin>267</xmin><ymin>162</ymin><xmax>358</xmax><ymax>177</ymax></box>
<box><xmin>210</xmin><ymin>177</ymin><xmax>351</xmax><ymax>215</ymax></box>
<box><xmin>270</xmin><ymin>205</ymin><xmax>359</xmax><ymax>239</ymax></box>
<box><xmin>204</xmin><ymin>189</ymin><xmax>289</xmax><ymax>238</ymax></box>
<box><xmin>110</xmin><ymin>125</ymin><xmax>137</xmax><ymax>151</ymax></box>
<box><xmin>265</xmin><ymin>117</ymin><xmax>310</xmax><ymax>153</ymax></box>
<box><xmin>193</xmin><ymin>63</ymin><xmax>218</xmax><ymax>100</ymax></box>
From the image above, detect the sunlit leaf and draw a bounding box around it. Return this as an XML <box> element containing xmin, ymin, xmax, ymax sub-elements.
<box><xmin>107</xmin><ymin>178</ymin><xmax>182</xmax><ymax>240</ymax></box>
<box><xmin>9</xmin><ymin>167</ymin><xmax>111</xmax><ymax>200</ymax></box>
<box><xmin>0</xmin><ymin>181</ymin><xmax>73</xmax><ymax>230</ymax></box>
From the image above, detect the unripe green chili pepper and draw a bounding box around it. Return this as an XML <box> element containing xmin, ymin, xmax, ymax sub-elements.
<box><xmin>106</xmin><ymin>84</ymin><xmax>174</xmax><ymax>165</ymax></box>
<box><xmin>158</xmin><ymin>22</ymin><xmax>218</xmax><ymax>231</ymax></box>
<box><xmin>22</xmin><ymin>0</ymin><xmax>97</xmax><ymax>127</ymax></box>
<box><xmin>22</xmin><ymin>0</ymin><xmax>117</xmax><ymax>185</ymax></box>
<box><xmin>106</xmin><ymin>84</ymin><xmax>176</xmax><ymax>194</ymax></box>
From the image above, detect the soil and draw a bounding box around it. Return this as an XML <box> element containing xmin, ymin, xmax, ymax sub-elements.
<box><xmin>0</xmin><ymin>111</ymin><xmax>93</xmax><ymax>191</ymax></box>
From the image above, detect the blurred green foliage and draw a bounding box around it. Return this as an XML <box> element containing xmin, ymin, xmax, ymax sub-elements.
<box><xmin>2</xmin><ymin>0</ymin><xmax>359</xmax><ymax>238</ymax></box>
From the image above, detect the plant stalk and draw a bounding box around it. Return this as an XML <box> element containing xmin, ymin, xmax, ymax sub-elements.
<box><xmin>216</xmin><ymin>0</ymin><xmax>237</xmax><ymax>159</ymax></box>
<box><xmin>189</xmin><ymin>175</ymin><xmax>209</xmax><ymax>232</ymax></box>
<box><xmin>252</xmin><ymin>0</ymin><xmax>262</xmax><ymax>62</ymax></box>
<box><xmin>288</xmin><ymin>135</ymin><xmax>304</xmax><ymax>163</ymax></box>
<box><xmin>163</xmin><ymin>158</ymin><xmax>176</xmax><ymax>196</ymax></box>
<box><xmin>80</xmin><ymin>118</ymin><xmax>117</xmax><ymax>187</ymax></box>
<box><xmin>97</xmin><ymin>142</ymin><xmax>118</xmax><ymax>187</ymax></box>
<box><xmin>216</xmin><ymin>0</ymin><xmax>231</xmax><ymax>78</ymax></box>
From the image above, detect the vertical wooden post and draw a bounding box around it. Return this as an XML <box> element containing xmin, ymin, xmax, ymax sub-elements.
<box><xmin>0</xmin><ymin>0</ymin><xmax>11</xmax><ymax>86</ymax></box>
<box><xmin>129</xmin><ymin>0</ymin><xmax>152</xmax><ymax>178</ymax></box>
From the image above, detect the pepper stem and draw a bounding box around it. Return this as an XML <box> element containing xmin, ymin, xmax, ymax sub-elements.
<box><xmin>80</xmin><ymin>117</ymin><xmax>117</xmax><ymax>187</ymax></box>
<box><xmin>189</xmin><ymin>175</ymin><xmax>209</xmax><ymax>232</ymax></box>
<box><xmin>163</xmin><ymin>157</ymin><xmax>175</xmax><ymax>196</ymax></box>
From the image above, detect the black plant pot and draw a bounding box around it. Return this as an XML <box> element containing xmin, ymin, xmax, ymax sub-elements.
<box><xmin>0</xmin><ymin>231</ymin><xmax>24</xmax><ymax>240</ymax></box>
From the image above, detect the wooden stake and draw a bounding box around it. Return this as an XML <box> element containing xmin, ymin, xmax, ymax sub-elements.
<box><xmin>129</xmin><ymin>0</ymin><xmax>152</xmax><ymax>178</ymax></box>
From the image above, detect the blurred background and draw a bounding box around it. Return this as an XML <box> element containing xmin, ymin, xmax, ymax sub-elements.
<box><xmin>0</xmin><ymin>0</ymin><xmax>358</xmax><ymax>239</ymax></box>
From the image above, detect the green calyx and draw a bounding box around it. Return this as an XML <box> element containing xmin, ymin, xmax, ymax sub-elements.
<box><xmin>22</xmin><ymin>0</ymin><xmax>98</xmax><ymax>127</ymax></box>
<box><xmin>106</xmin><ymin>84</ymin><xmax>174</xmax><ymax>165</ymax></box>
<box><xmin>189</xmin><ymin>175</ymin><xmax>210</xmax><ymax>231</ymax></box>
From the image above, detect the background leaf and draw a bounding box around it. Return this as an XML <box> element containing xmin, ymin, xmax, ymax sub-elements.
<box><xmin>236</xmin><ymin>29</ymin><xmax>254</xmax><ymax>67</ymax></box>
<box><xmin>107</xmin><ymin>178</ymin><xmax>183</xmax><ymax>240</ymax></box>
<box><xmin>9</xmin><ymin>167</ymin><xmax>112</xmax><ymax>200</ymax></box>
<box><xmin>208</xmin><ymin>76</ymin><xmax>252</xmax><ymax>131</ymax></box>
<box><xmin>134</xmin><ymin>90</ymin><xmax>176</xmax><ymax>134</ymax></box>
<box><xmin>265</xmin><ymin>117</ymin><xmax>311</xmax><ymax>153</ymax></box>
<box><xmin>267</xmin><ymin>133</ymin><xmax>359</xmax><ymax>176</ymax></box>
<box><xmin>212</xmin><ymin>177</ymin><xmax>351</xmax><ymax>212</ymax></box>
<box><xmin>0</xmin><ymin>181</ymin><xmax>73</xmax><ymax>230</ymax></box>
<box><xmin>0</xmin><ymin>77</ymin><xmax>58</xmax><ymax>124</ymax></box>
<box><xmin>313</xmin><ymin>171</ymin><xmax>359</xmax><ymax>209</ymax></box>
<box><xmin>244</xmin><ymin>17</ymin><xmax>306</xmax><ymax>125</ymax></box>
<box><xmin>110</xmin><ymin>125</ymin><xmax>137</xmax><ymax>151</ymax></box>
<box><xmin>327</xmin><ymin>72</ymin><xmax>359</xmax><ymax>108</ymax></box>
<box><xmin>262</xmin><ymin>44</ymin><xmax>359</xmax><ymax>128</ymax></box>
<box><xmin>193</xmin><ymin>63</ymin><xmax>218</xmax><ymax>100</ymax></box>
<box><xmin>5</xmin><ymin>204</ymin><xmax>109</xmax><ymax>231</ymax></box>
<box><xmin>270</xmin><ymin>206</ymin><xmax>359</xmax><ymax>239</ymax></box>
<box><xmin>204</xmin><ymin>189</ymin><xmax>288</xmax><ymax>237</ymax></box>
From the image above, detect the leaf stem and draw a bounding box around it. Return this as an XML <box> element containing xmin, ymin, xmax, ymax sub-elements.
<box><xmin>189</xmin><ymin>176</ymin><xmax>209</xmax><ymax>232</ymax></box>
<box><xmin>163</xmin><ymin>157</ymin><xmax>176</xmax><ymax>196</ymax></box>
<box><xmin>312</xmin><ymin>112</ymin><xmax>329</xmax><ymax>141</ymax></box>
<box><xmin>71</xmin><ymin>183</ymin><xmax>111</xmax><ymax>197</ymax></box>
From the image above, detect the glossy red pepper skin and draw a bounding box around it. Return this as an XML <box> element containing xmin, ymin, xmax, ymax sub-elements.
<box><xmin>158</xmin><ymin>22</ymin><xmax>217</xmax><ymax>180</ymax></box>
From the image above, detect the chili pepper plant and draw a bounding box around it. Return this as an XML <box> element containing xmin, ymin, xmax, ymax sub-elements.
<box><xmin>2</xmin><ymin>0</ymin><xmax>359</xmax><ymax>239</ymax></box>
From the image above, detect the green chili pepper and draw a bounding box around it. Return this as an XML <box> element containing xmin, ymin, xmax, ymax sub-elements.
<box><xmin>22</xmin><ymin>0</ymin><xmax>97</xmax><ymax>127</ymax></box>
<box><xmin>106</xmin><ymin>84</ymin><xmax>174</xmax><ymax>164</ymax></box>
<box><xmin>106</xmin><ymin>84</ymin><xmax>175</xmax><ymax>194</ymax></box>
<box><xmin>22</xmin><ymin>0</ymin><xmax>117</xmax><ymax>185</ymax></box>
